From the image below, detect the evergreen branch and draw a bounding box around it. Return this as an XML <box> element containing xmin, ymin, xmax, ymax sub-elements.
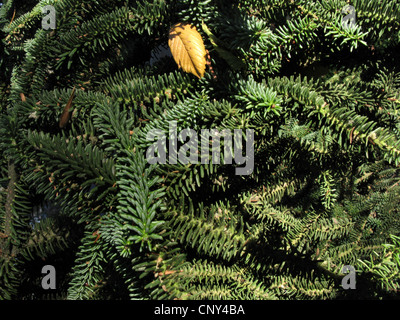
<box><xmin>67</xmin><ymin>225</ymin><xmax>107</xmax><ymax>300</ymax></box>
<box><xmin>1</xmin><ymin>161</ymin><xmax>16</xmax><ymax>257</ymax></box>
<box><xmin>116</xmin><ymin>150</ymin><xmax>166</xmax><ymax>252</ymax></box>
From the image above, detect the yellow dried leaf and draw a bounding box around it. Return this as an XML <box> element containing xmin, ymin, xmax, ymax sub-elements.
<box><xmin>168</xmin><ymin>22</ymin><xmax>207</xmax><ymax>79</ymax></box>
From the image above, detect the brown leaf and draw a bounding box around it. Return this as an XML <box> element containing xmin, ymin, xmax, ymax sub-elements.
<box><xmin>0</xmin><ymin>232</ymin><xmax>8</xmax><ymax>239</ymax></box>
<box><xmin>349</xmin><ymin>127</ymin><xmax>355</xmax><ymax>144</ymax></box>
<box><xmin>93</xmin><ymin>230</ymin><xmax>100</xmax><ymax>243</ymax></box>
<box><xmin>168</xmin><ymin>23</ymin><xmax>207</xmax><ymax>79</ymax></box>
<box><xmin>157</xmin><ymin>270</ymin><xmax>177</xmax><ymax>277</ymax></box>
<box><xmin>59</xmin><ymin>87</ymin><xmax>76</xmax><ymax>128</ymax></box>
<box><xmin>9</xmin><ymin>9</ymin><xmax>16</xmax><ymax>26</ymax></box>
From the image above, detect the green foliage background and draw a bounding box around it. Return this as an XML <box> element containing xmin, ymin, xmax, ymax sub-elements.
<box><xmin>1</xmin><ymin>0</ymin><xmax>400</xmax><ymax>300</ymax></box>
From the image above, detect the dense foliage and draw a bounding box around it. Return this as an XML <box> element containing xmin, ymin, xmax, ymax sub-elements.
<box><xmin>1</xmin><ymin>0</ymin><xmax>400</xmax><ymax>300</ymax></box>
